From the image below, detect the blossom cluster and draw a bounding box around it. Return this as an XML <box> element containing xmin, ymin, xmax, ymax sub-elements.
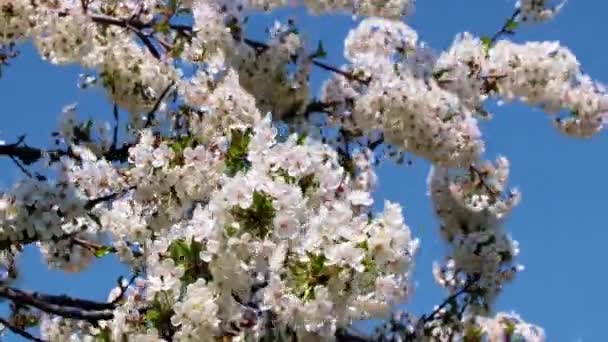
<box><xmin>1</xmin><ymin>0</ymin><xmax>602</xmax><ymax>340</ymax></box>
<box><xmin>517</xmin><ymin>0</ymin><xmax>566</xmax><ymax>23</ymax></box>
<box><xmin>18</xmin><ymin>114</ymin><xmax>416</xmax><ymax>340</ymax></box>
<box><xmin>323</xmin><ymin>18</ymin><xmax>485</xmax><ymax>167</ymax></box>
<box><xmin>429</xmin><ymin>157</ymin><xmax>522</xmax><ymax>311</ymax></box>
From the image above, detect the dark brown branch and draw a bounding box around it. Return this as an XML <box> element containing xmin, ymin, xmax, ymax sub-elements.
<box><xmin>242</xmin><ymin>37</ymin><xmax>369</xmax><ymax>84</ymax></box>
<box><xmin>490</xmin><ymin>9</ymin><xmax>521</xmax><ymax>45</ymax></box>
<box><xmin>0</xmin><ymin>287</ymin><xmax>114</xmax><ymax>323</ymax></box>
<box><xmin>111</xmin><ymin>104</ymin><xmax>119</xmax><ymax>150</ymax></box>
<box><xmin>88</xmin><ymin>14</ymin><xmax>147</xmax><ymax>30</ymax></box>
<box><xmin>0</xmin><ymin>317</ymin><xmax>46</xmax><ymax>342</ymax></box>
<box><xmin>145</xmin><ymin>81</ymin><xmax>176</xmax><ymax>128</ymax></box>
<box><xmin>87</xmin><ymin>14</ymin><xmax>160</xmax><ymax>59</ymax></box>
<box><xmin>84</xmin><ymin>192</ymin><xmax>121</xmax><ymax>210</ymax></box>
<box><xmin>9</xmin><ymin>155</ymin><xmax>34</xmax><ymax>178</ymax></box>
<box><xmin>89</xmin><ymin>12</ymin><xmax>367</xmax><ymax>84</ymax></box>
<box><xmin>336</xmin><ymin>328</ymin><xmax>371</xmax><ymax>342</ymax></box>
<box><xmin>368</xmin><ymin>135</ymin><xmax>385</xmax><ymax>151</ymax></box>
<box><xmin>0</xmin><ymin>187</ymin><xmax>133</xmax><ymax>251</ymax></box>
<box><xmin>311</xmin><ymin>59</ymin><xmax>369</xmax><ymax>84</ymax></box>
<box><xmin>110</xmin><ymin>274</ymin><xmax>139</xmax><ymax>305</ymax></box>
<box><xmin>0</xmin><ymin>287</ymin><xmax>116</xmax><ymax>312</ymax></box>
<box><xmin>419</xmin><ymin>278</ymin><xmax>478</xmax><ymax>325</ymax></box>
<box><xmin>0</xmin><ymin>140</ymin><xmax>131</xmax><ymax>166</ymax></box>
<box><xmin>0</xmin><ymin>144</ymin><xmax>43</xmax><ymax>165</ymax></box>
<box><xmin>469</xmin><ymin>165</ymin><xmax>500</xmax><ymax>197</ymax></box>
<box><xmin>130</xmin><ymin>26</ymin><xmax>161</xmax><ymax>60</ymax></box>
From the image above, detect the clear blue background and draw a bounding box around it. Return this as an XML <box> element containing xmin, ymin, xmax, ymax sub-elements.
<box><xmin>0</xmin><ymin>1</ymin><xmax>606</xmax><ymax>340</ymax></box>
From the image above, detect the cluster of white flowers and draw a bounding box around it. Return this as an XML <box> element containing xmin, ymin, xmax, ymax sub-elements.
<box><xmin>516</xmin><ymin>0</ymin><xmax>566</xmax><ymax>23</ymax></box>
<box><xmin>98</xmin><ymin>36</ymin><xmax>179</xmax><ymax>117</ymax></box>
<box><xmin>181</xmin><ymin>67</ymin><xmax>262</xmax><ymax>139</ymax></box>
<box><xmin>476</xmin><ymin>312</ymin><xmax>546</xmax><ymax>342</ymax></box>
<box><xmin>0</xmin><ymin>0</ymin><xmax>35</xmax><ymax>45</ymax></box>
<box><xmin>132</xmin><ymin>116</ymin><xmax>417</xmax><ymax>339</ymax></box>
<box><xmin>429</xmin><ymin>157</ymin><xmax>522</xmax><ymax>312</ymax></box>
<box><xmin>186</xmin><ymin>0</ymin><xmax>243</xmax><ymax>61</ymax></box>
<box><xmin>488</xmin><ymin>40</ymin><xmax>608</xmax><ymax>137</ymax></box>
<box><xmin>434</xmin><ymin>32</ymin><xmax>490</xmax><ymax>112</ymax></box>
<box><xmin>233</xmin><ymin>22</ymin><xmax>312</xmax><ymax>119</ymax></box>
<box><xmin>322</xmin><ymin>18</ymin><xmax>485</xmax><ymax>167</ymax></box>
<box><xmin>34</xmin><ymin>114</ymin><xmax>417</xmax><ymax>340</ymax></box>
<box><xmin>1</xmin><ymin>1</ymin><xmax>179</xmax><ymax>116</ymax></box>
<box><xmin>2</xmin><ymin>0</ymin><xmax>602</xmax><ymax>340</ymax></box>
<box><xmin>0</xmin><ymin>180</ymin><xmax>90</xmax><ymax>244</ymax></box>
<box><xmin>304</xmin><ymin>0</ymin><xmax>413</xmax><ymax>18</ymax></box>
<box><xmin>434</xmin><ymin>32</ymin><xmax>608</xmax><ymax>138</ymax></box>
<box><xmin>33</xmin><ymin>10</ymin><xmax>98</xmax><ymax>65</ymax></box>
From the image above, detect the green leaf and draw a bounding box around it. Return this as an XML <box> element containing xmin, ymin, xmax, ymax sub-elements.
<box><xmin>145</xmin><ymin>307</ymin><xmax>161</xmax><ymax>326</ymax></box>
<box><xmin>296</xmin><ymin>133</ymin><xmax>307</xmax><ymax>145</ymax></box>
<box><xmin>169</xmin><ymin>239</ymin><xmax>190</xmax><ymax>265</ymax></box>
<box><xmin>171</xmin><ymin>38</ymin><xmax>186</xmax><ymax>58</ymax></box>
<box><xmin>169</xmin><ymin>135</ymin><xmax>199</xmax><ymax>166</ymax></box>
<box><xmin>481</xmin><ymin>36</ymin><xmax>492</xmax><ymax>54</ymax></box>
<box><xmin>432</xmin><ymin>67</ymin><xmax>451</xmax><ymax>80</ymax></box>
<box><xmin>356</xmin><ymin>240</ymin><xmax>369</xmax><ymax>251</ymax></box>
<box><xmin>155</xmin><ymin>21</ymin><xmax>171</xmax><ymax>34</ymax></box>
<box><xmin>463</xmin><ymin>325</ymin><xmax>483</xmax><ymax>342</ymax></box>
<box><xmin>311</xmin><ymin>40</ymin><xmax>327</xmax><ymax>59</ymax></box>
<box><xmin>94</xmin><ymin>328</ymin><xmax>112</xmax><ymax>342</ymax></box>
<box><xmin>274</xmin><ymin>168</ymin><xmax>296</xmax><ymax>184</ymax></box>
<box><xmin>298</xmin><ymin>173</ymin><xmax>318</xmax><ymax>196</ymax></box>
<box><xmin>505</xmin><ymin>18</ymin><xmax>518</xmax><ymax>32</ymax></box>
<box><xmin>230</xmin><ymin>191</ymin><xmax>276</xmax><ymax>239</ymax></box>
<box><xmin>503</xmin><ymin>320</ymin><xmax>516</xmax><ymax>335</ymax></box>
<box><xmin>225</xmin><ymin>225</ymin><xmax>238</xmax><ymax>237</ymax></box>
<box><xmin>93</xmin><ymin>246</ymin><xmax>113</xmax><ymax>258</ymax></box>
<box><xmin>225</xmin><ymin>128</ymin><xmax>252</xmax><ymax>176</ymax></box>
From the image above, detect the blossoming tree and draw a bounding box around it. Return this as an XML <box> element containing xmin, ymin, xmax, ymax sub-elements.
<box><xmin>0</xmin><ymin>0</ymin><xmax>603</xmax><ymax>341</ymax></box>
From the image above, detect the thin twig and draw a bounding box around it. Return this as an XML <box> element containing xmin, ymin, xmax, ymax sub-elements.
<box><xmin>0</xmin><ymin>316</ymin><xmax>46</xmax><ymax>342</ymax></box>
<box><xmin>129</xmin><ymin>25</ymin><xmax>161</xmax><ymax>60</ymax></box>
<box><xmin>145</xmin><ymin>81</ymin><xmax>175</xmax><ymax>128</ymax></box>
<box><xmin>110</xmin><ymin>274</ymin><xmax>139</xmax><ymax>305</ymax></box>
<box><xmin>112</xmin><ymin>104</ymin><xmax>119</xmax><ymax>150</ymax></box>
<box><xmin>469</xmin><ymin>165</ymin><xmax>500</xmax><ymax>197</ymax></box>
<box><xmin>490</xmin><ymin>9</ymin><xmax>521</xmax><ymax>45</ymax></box>
<box><xmin>9</xmin><ymin>156</ymin><xmax>34</xmax><ymax>179</ymax></box>
<box><xmin>312</xmin><ymin>59</ymin><xmax>369</xmax><ymax>84</ymax></box>
<box><xmin>421</xmin><ymin>279</ymin><xmax>477</xmax><ymax>325</ymax></box>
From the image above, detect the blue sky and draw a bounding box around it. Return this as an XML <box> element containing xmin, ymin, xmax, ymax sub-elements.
<box><xmin>1</xmin><ymin>1</ymin><xmax>607</xmax><ymax>340</ymax></box>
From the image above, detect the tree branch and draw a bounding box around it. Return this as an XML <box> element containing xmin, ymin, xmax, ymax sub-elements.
<box><xmin>0</xmin><ymin>316</ymin><xmax>46</xmax><ymax>342</ymax></box>
<box><xmin>111</xmin><ymin>104</ymin><xmax>119</xmax><ymax>151</ymax></box>
<box><xmin>420</xmin><ymin>278</ymin><xmax>478</xmax><ymax>325</ymax></box>
<box><xmin>0</xmin><ymin>287</ymin><xmax>114</xmax><ymax>323</ymax></box>
<box><xmin>335</xmin><ymin>327</ymin><xmax>371</xmax><ymax>342</ymax></box>
<box><xmin>88</xmin><ymin>12</ymin><xmax>367</xmax><ymax>84</ymax></box>
<box><xmin>109</xmin><ymin>274</ymin><xmax>139</xmax><ymax>305</ymax></box>
<box><xmin>0</xmin><ymin>139</ymin><xmax>131</xmax><ymax>166</ymax></box>
<box><xmin>490</xmin><ymin>9</ymin><xmax>521</xmax><ymax>45</ymax></box>
<box><xmin>0</xmin><ymin>287</ymin><xmax>115</xmax><ymax>312</ymax></box>
<box><xmin>145</xmin><ymin>81</ymin><xmax>175</xmax><ymax>128</ymax></box>
<box><xmin>0</xmin><ymin>144</ymin><xmax>43</xmax><ymax>165</ymax></box>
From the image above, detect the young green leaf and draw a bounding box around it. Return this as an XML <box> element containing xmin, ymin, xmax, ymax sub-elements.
<box><xmin>311</xmin><ymin>40</ymin><xmax>328</xmax><ymax>59</ymax></box>
<box><xmin>481</xmin><ymin>36</ymin><xmax>492</xmax><ymax>54</ymax></box>
<box><xmin>505</xmin><ymin>18</ymin><xmax>518</xmax><ymax>32</ymax></box>
<box><xmin>93</xmin><ymin>246</ymin><xmax>113</xmax><ymax>258</ymax></box>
